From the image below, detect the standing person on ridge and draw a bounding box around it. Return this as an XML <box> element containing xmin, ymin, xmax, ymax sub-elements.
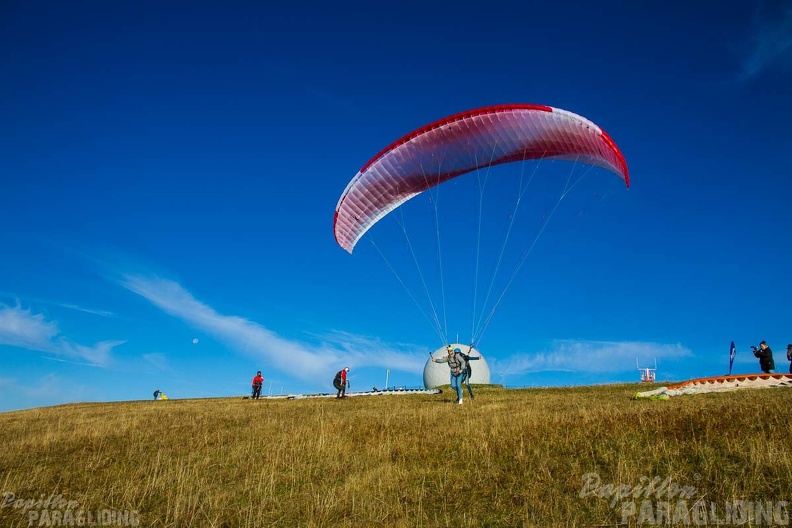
<box><xmin>432</xmin><ymin>346</ymin><xmax>466</xmax><ymax>404</ymax></box>
<box><xmin>251</xmin><ymin>371</ymin><xmax>264</xmax><ymax>399</ymax></box>
<box><xmin>752</xmin><ymin>341</ymin><xmax>775</xmax><ymax>374</ymax></box>
<box><xmin>333</xmin><ymin>367</ymin><xmax>350</xmax><ymax>399</ymax></box>
<box><xmin>459</xmin><ymin>345</ymin><xmax>481</xmax><ymax>400</ymax></box>
<box><xmin>786</xmin><ymin>344</ymin><xmax>792</xmax><ymax>374</ymax></box>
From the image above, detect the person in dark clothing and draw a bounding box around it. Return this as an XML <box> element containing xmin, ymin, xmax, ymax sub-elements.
<box><xmin>786</xmin><ymin>344</ymin><xmax>792</xmax><ymax>374</ymax></box>
<box><xmin>459</xmin><ymin>346</ymin><xmax>481</xmax><ymax>400</ymax></box>
<box><xmin>153</xmin><ymin>389</ymin><xmax>161</xmax><ymax>400</ymax></box>
<box><xmin>333</xmin><ymin>367</ymin><xmax>350</xmax><ymax>399</ymax></box>
<box><xmin>753</xmin><ymin>341</ymin><xmax>775</xmax><ymax>374</ymax></box>
<box><xmin>251</xmin><ymin>371</ymin><xmax>264</xmax><ymax>399</ymax></box>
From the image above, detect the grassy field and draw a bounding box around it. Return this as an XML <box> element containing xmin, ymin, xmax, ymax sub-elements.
<box><xmin>1</xmin><ymin>384</ymin><xmax>791</xmax><ymax>527</ymax></box>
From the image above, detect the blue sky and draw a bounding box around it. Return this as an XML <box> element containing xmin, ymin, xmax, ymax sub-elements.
<box><xmin>2</xmin><ymin>1</ymin><xmax>791</xmax><ymax>412</ymax></box>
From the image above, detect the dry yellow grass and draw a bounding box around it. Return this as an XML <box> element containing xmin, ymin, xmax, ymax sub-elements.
<box><xmin>1</xmin><ymin>384</ymin><xmax>791</xmax><ymax>527</ymax></box>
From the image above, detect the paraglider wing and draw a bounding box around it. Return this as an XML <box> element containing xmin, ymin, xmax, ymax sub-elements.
<box><xmin>333</xmin><ymin>104</ymin><xmax>629</xmax><ymax>254</ymax></box>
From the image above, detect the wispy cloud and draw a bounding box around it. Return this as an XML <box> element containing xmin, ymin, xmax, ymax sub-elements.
<box><xmin>57</xmin><ymin>304</ymin><xmax>115</xmax><ymax>317</ymax></box>
<box><xmin>738</xmin><ymin>1</ymin><xmax>792</xmax><ymax>80</ymax></box>
<box><xmin>142</xmin><ymin>353</ymin><xmax>173</xmax><ymax>372</ymax></box>
<box><xmin>118</xmin><ymin>274</ymin><xmax>425</xmax><ymax>380</ymax></box>
<box><xmin>0</xmin><ymin>305</ymin><xmax>121</xmax><ymax>366</ymax></box>
<box><xmin>0</xmin><ymin>373</ymin><xmax>99</xmax><ymax>413</ymax></box>
<box><xmin>314</xmin><ymin>330</ymin><xmax>428</xmax><ymax>374</ymax></box>
<box><xmin>491</xmin><ymin>339</ymin><xmax>692</xmax><ymax>380</ymax></box>
<box><xmin>0</xmin><ymin>291</ymin><xmax>115</xmax><ymax>317</ymax></box>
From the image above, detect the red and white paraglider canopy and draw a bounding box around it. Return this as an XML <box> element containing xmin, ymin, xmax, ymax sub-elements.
<box><xmin>334</xmin><ymin>104</ymin><xmax>629</xmax><ymax>254</ymax></box>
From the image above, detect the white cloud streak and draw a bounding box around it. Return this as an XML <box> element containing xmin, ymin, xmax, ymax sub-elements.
<box><xmin>739</xmin><ymin>1</ymin><xmax>792</xmax><ymax>80</ymax></box>
<box><xmin>117</xmin><ymin>274</ymin><xmax>696</xmax><ymax>387</ymax></box>
<box><xmin>0</xmin><ymin>305</ymin><xmax>121</xmax><ymax>366</ymax></box>
<box><xmin>491</xmin><ymin>339</ymin><xmax>692</xmax><ymax>380</ymax></box>
<box><xmin>142</xmin><ymin>353</ymin><xmax>173</xmax><ymax>372</ymax></box>
<box><xmin>0</xmin><ymin>373</ymin><xmax>98</xmax><ymax>413</ymax></box>
<box><xmin>0</xmin><ymin>291</ymin><xmax>115</xmax><ymax>318</ymax></box>
<box><xmin>118</xmin><ymin>274</ymin><xmax>425</xmax><ymax>380</ymax></box>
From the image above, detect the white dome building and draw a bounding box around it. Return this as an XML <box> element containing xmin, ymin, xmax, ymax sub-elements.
<box><xmin>423</xmin><ymin>343</ymin><xmax>491</xmax><ymax>389</ymax></box>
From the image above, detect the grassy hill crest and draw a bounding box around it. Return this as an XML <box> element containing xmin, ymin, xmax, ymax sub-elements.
<box><xmin>2</xmin><ymin>384</ymin><xmax>791</xmax><ymax>527</ymax></box>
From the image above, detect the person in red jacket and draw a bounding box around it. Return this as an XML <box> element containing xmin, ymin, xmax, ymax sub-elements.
<box><xmin>251</xmin><ymin>371</ymin><xmax>264</xmax><ymax>399</ymax></box>
<box><xmin>333</xmin><ymin>367</ymin><xmax>350</xmax><ymax>399</ymax></box>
